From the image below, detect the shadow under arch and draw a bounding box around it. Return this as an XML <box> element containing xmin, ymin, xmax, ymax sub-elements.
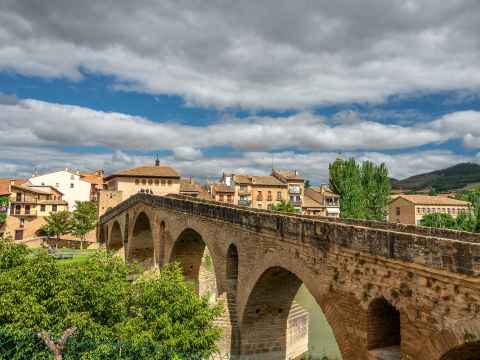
<box><xmin>367</xmin><ymin>296</ymin><xmax>401</xmax><ymax>359</ymax></box>
<box><xmin>169</xmin><ymin>228</ymin><xmax>218</xmax><ymax>299</ymax></box>
<box><xmin>109</xmin><ymin>221</ymin><xmax>123</xmax><ymax>251</ymax></box>
<box><xmin>226</xmin><ymin>244</ymin><xmax>240</xmax><ymax>357</ymax></box>
<box><xmin>440</xmin><ymin>341</ymin><xmax>480</xmax><ymax>360</ymax></box>
<box><xmin>128</xmin><ymin>212</ymin><xmax>154</xmax><ymax>268</ymax></box>
<box><xmin>240</xmin><ymin>266</ymin><xmax>340</xmax><ymax>359</ymax></box>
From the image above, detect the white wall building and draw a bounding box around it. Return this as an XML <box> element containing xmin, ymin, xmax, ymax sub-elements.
<box><xmin>29</xmin><ymin>169</ymin><xmax>91</xmax><ymax>211</ymax></box>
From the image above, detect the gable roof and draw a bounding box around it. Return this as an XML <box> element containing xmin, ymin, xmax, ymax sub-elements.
<box><xmin>233</xmin><ymin>175</ymin><xmax>286</xmax><ymax>187</ymax></box>
<box><xmin>0</xmin><ymin>179</ymin><xmax>28</xmax><ymax>196</ymax></box>
<box><xmin>392</xmin><ymin>195</ymin><xmax>471</xmax><ymax>206</ymax></box>
<box><xmin>80</xmin><ymin>171</ymin><xmax>105</xmax><ymax>186</ymax></box>
<box><xmin>213</xmin><ymin>183</ymin><xmax>235</xmax><ymax>193</ymax></box>
<box><xmin>272</xmin><ymin>170</ymin><xmax>304</xmax><ymax>182</ymax></box>
<box><xmin>105</xmin><ymin>165</ymin><xmax>180</xmax><ymax>180</ymax></box>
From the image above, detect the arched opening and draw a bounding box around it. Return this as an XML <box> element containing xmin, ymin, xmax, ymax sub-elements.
<box><xmin>169</xmin><ymin>228</ymin><xmax>217</xmax><ymax>300</ymax></box>
<box><xmin>109</xmin><ymin>221</ymin><xmax>123</xmax><ymax>252</ymax></box>
<box><xmin>368</xmin><ymin>297</ymin><xmax>401</xmax><ymax>357</ymax></box>
<box><xmin>241</xmin><ymin>267</ymin><xmax>340</xmax><ymax>359</ymax></box>
<box><xmin>98</xmin><ymin>226</ymin><xmax>106</xmax><ymax>245</ymax></box>
<box><xmin>440</xmin><ymin>341</ymin><xmax>480</xmax><ymax>360</ymax></box>
<box><xmin>226</xmin><ymin>244</ymin><xmax>240</xmax><ymax>357</ymax></box>
<box><xmin>128</xmin><ymin>212</ymin><xmax>154</xmax><ymax>268</ymax></box>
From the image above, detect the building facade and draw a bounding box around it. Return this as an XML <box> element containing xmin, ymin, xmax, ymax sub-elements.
<box><xmin>29</xmin><ymin>169</ymin><xmax>91</xmax><ymax>211</ymax></box>
<box><xmin>271</xmin><ymin>170</ymin><xmax>305</xmax><ymax>211</ymax></box>
<box><xmin>0</xmin><ymin>183</ymin><xmax>68</xmax><ymax>240</ymax></box>
<box><xmin>80</xmin><ymin>170</ymin><xmax>106</xmax><ymax>202</ymax></box>
<box><xmin>388</xmin><ymin>195</ymin><xmax>471</xmax><ymax>225</ymax></box>
<box><xmin>98</xmin><ymin>162</ymin><xmax>181</xmax><ymax>216</ymax></box>
<box><xmin>302</xmin><ymin>186</ymin><xmax>341</xmax><ymax>218</ymax></box>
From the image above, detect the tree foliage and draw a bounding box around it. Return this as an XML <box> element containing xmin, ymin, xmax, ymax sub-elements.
<box><xmin>0</xmin><ymin>196</ymin><xmax>8</xmax><ymax>224</ymax></box>
<box><xmin>420</xmin><ymin>213</ymin><xmax>457</xmax><ymax>229</ymax></box>
<box><xmin>70</xmin><ymin>201</ymin><xmax>97</xmax><ymax>249</ymax></box>
<box><xmin>0</xmin><ymin>243</ymin><xmax>222</xmax><ymax>359</ymax></box>
<box><xmin>41</xmin><ymin>211</ymin><xmax>72</xmax><ymax>241</ymax></box>
<box><xmin>329</xmin><ymin>158</ymin><xmax>391</xmax><ymax>220</ymax></box>
<box><xmin>271</xmin><ymin>200</ymin><xmax>299</xmax><ymax>213</ymax></box>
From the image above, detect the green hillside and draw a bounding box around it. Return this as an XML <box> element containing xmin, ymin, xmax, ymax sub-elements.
<box><xmin>392</xmin><ymin>163</ymin><xmax>480</xmax><ymax>192</ymax></box>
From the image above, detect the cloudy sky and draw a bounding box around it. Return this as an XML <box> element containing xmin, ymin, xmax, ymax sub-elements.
<box><xmin>1</xmin><ymin>0</ymin><xmax>480</xmax><ymax>183</ymax></box>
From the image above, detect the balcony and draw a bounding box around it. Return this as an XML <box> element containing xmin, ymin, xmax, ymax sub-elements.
<box><xmin>288</xmin><ymin>187</ymin><xmax>302</xmax><ymax>194</ymax></box>
<box><xmin>12</xmin><ymin>209</ymin><xmax>38</xmax><ymax>217</ymax></box>
<box><xmin>238</xmin><ymin>199</ymin><xmax>251</xmax><ymax>206</ymax></box>
<box><xmin>290</xmin><ymin>200</ymin><xmax>302</xmax><ymax>207</ymax></box>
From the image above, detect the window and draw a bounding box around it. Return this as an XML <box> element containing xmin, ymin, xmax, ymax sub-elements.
<box><xmin>40</xmin><ymin>204</ymin><xmax>46</xmax><ymax>212</ymax></box>
<box><xmin>142</xmin><ymin>179</ymin><xmax>147</xmax><ymax>185</ymax></box>
<box><xmin>15</xmin><ymin>205</ymin><xmax>21</xmax><ymax>215</ymax></box>
<box><xmin>257</xmin><ymin>203</ymin><xmax>262</xmax><ymax>208</ymax></box>
<box><xmin>148</xmin><ymin>179</ymin><xmax>153</xmax><ymax>185</ymax></box>
<box><xmin>135</xmin><ymin>179</ymin><xmax>140</xmax><ymax>185</ymax></box>
<box><xmin>52</xmin><ymin>205</ymin><xmax>57</xmax><ymax>212</ymax></box>
<box><xmin>70</xmin><ymin>175</ymin><xmax>75</xmax><ymax>180</ymax></box>
<box><xmin>70</xmin><ymin>183</ymin><xmax>74</xmax><ymax>188</ymax></box>
<box><xmin>227</xmin><ymin>195</ymin><xmax>232</xmax><ymax>203</ymax></box>
<box><xmin>267</xmin><ymin>191</ymin><xmax>272</xmax><ymax>201</ymax></box>
<box><xmin>155</xmin><ymin>179</ymin><xmax>159</xmax><ymax>186</ymax></box>
<box><xmin>25</xmin><ymin>205</ymin><xmax>30</xmax><ymax>215</ymax></box>
<box><xmin>167</xmin><ymin>180</ymin><xmax>172</xmax><ymax>185</ymax></box>
<box><xmin>277</xmin><ymin>191</ymin><xmax>282</xmax><ymax>200</ymax></box>
<box><xmin>257</xmin><ymin>191</ymin><xmax>263</xmax><ymax>201</ymax></box>
<box><xmin>56</xmin><ymin>183</ymin><xmax>60</xmax><ymax>187</ymax></box>
<box><xmin>161</xmin><ymin>180</ymin><xmax>166</xmax><ymax>186</ymax></box>
<box><xmin>20</xmin><ymin>218</ymin><xmax>25</xmax><ymax>227</ymax></box>
<box><xmin>16</xmin><ymin>192</ymin><xmax>22</xmax><ymax>202</ymax></box>
<box><xmin>240</xmin><ymin>185</ymin><xmax>247</xmax><ymax>192</ymax></box>
<box><xmin>396</xmin><ymin>207</ymin><xmax>400</xmax><ymax>216</ymax></box>
<box><xmin>219</xmin><ymin>194</ymin><xmax>224</xmax><ymax>202</ymax></box>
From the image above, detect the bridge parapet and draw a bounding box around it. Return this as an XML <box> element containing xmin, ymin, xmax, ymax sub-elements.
<box><xmin>100</xmin><ymin>193</ymin><xmax>480</xmax><ymax>276</ymax></box>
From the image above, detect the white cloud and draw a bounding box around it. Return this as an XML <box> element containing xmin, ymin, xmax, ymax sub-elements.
<box><xmin>2</xmin><ymin>1</ymin><xmax>480</xmax><ymax>108</ymax></box>
<box><xmin>0</xmin><ymin>99</ymin><xmax>465</xmax><ymax>153</ymax></box>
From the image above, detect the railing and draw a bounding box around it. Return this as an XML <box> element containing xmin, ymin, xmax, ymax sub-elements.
<box><xmin>288</xmin><ymin>187</ymin><xmax>302</xmax><ymax>194</ymax></box>
<box><xmin>238</xmin><ymin>199</ymin><xmax>251</xmax><ymax>206</ymax></box>
<box><xmin>12</xmin><ymin>209</ymin><xmax>38</xmax><ymax>216</ymax></box>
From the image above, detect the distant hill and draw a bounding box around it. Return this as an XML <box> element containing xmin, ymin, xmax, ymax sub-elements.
<box><xmin>392</xmin><ymin>163</ymin><xmax>480</xmax><ymax>193</ymax></box>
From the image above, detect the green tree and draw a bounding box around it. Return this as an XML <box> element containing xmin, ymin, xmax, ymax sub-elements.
<box><xmin>42</xmin><ymin>211</ymin><xmax>72</xmax><ymax>243</ymax></box>
<box><xmin>71</xmin><ymin>201</ymin><xmax>98</xmax><ymax>250</ymax></box>
<box><xmin>0</xmin><ymin>244</ymin><xmax>222</xmax><ymax>359</ymax></box>
<box><xmin>329</xmin><ymin>158</ymin><xmax>366</xmax><ymax>219</ymax></box>
<box><xmin>456</xmin><ymin>188</ymin><xmax>480</xmax><ymax>233</ymax></box>
<box><xmin>0</xmin><ymin>196</ymin><xmax>8</xmax><ymax>224</ymax></box>
<box><xmin>304</xmin><ymin>180</ymin><xmax>311</xmax><ymax>189</ymax></box>
<box><xmin>271</xmin><ymin>200</ymin><xmax>299</xmax><ymax>213</ymax></box>
<box><xmin>420</xmin><ymin>213</ymin><xmax>457</xmax><ymax>229</ymax></box>
<box><xmin>330</xmin><ymin>158</ymin><xmax>391</xmax><ymax>221</ymax></box>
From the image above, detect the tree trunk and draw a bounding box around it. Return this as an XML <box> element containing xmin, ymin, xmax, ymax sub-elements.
<box><xmin>38</xmin><ymin>327</ymin><xmax>76</xmax><ymax>360</ymax></box>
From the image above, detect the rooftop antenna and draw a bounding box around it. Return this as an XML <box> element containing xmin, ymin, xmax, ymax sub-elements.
<box><xmin>271</xmin><ymin>153</ymin><xmax>275</xmax><ymax>172</ymax></box>
<box><xmin>155</xmin><ymin>154</ymin><xmax>160</xmax><ymax>166</ymax></box>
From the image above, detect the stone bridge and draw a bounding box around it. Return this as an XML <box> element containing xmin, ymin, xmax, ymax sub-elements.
<box><xmin>99</xmin><ymin>193</ymin><xmax>480</xmax><ymax>360</ymax></box>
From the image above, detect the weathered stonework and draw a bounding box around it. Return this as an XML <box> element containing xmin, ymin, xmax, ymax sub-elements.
<box><xmin>100</xmin><ymin>193</ymin><xmax>480</xmax><ymax>360</ymax></box>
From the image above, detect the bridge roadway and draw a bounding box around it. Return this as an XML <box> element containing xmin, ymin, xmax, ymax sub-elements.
<box><xmin>99</xmin><ymin>193</ymin><xmax>480</xmax><ymax>360</ymax></box>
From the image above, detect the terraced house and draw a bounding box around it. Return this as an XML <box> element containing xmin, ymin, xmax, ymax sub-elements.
<box><xmin>0</xmin><ymin>182</ymin><xmax>68</xmax><ymax>240</ymax></box>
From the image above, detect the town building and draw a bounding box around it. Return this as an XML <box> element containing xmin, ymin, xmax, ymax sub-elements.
<box><xmin>217</xmin><ymin>173</ymin><xmax>289</xmax><ymax>210</ymax></box>
<box><xmin>29</xmin><ymin>169</ymin><xmax>91</xmax><ymax>211</ymax></box>
<box><xmin>302</xmin><ymin>186</ymin><xmax>341</xmax><ymax>218</ymax></box>
<box><xmin>388</xmin><ymin>195</ymin><xmax>471</xmax><ymax>225</ymax></box>
<box><xmin>98</xmin><ymin>161</ymin><xmax>181</xmax><ymax>216</ymax></box>
<box><xmin>271</xmin><ymin>170</ymin><xmax>305</xmax><ymax>211</ymax></box>
<box><xmin>210</xmin><ymin>183</ymin><xmax>235</xmax><ymax>204</ymax></box>
<box><xmin>0</xmin><ymin>182</ymin><xmax>68</xmax><ymax>240</ymax></box>
<box><xmin>80</xmin><ymin>170</ymin><xmax>106</xmax><ymax>202</ymax></box>
<box><xmin>180</xmin><ymin>178</ymin><xmax>211</xmax><ymax>200</ymax></box>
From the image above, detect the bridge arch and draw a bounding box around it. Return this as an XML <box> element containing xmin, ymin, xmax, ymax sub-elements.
<box><xmin>128</xmin><ymin>211</ymin><xmax>155</xmax><ymax>268</ymax></box>
<box><xmin>109</xmin><ymin>221</ymin><xmax>123</xmax><ymax>251</ymax></box>
<box><xmin>367</xmin><ymin>297</ymin><xmax>401</xmax><ymax>356</ymax></box>
<box><xmin>169</xmin><ymin>227</ymin><xmax>219</xmax><ymax>300</ymax></box>
<box><xmin>440</xmin><ymin>341</ymin><xmax>480</xmax><ymax>360</ymax></box>
<box><xmin>239</xmin><ymin>265</ymin><xmax>346</xmax><ymax>359</ymax></box>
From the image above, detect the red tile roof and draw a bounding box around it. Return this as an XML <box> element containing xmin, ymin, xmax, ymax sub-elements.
<box><xmin>105</xmin><ymin>165</ymin><xmax>180</xmax><ymax>180</ymax></box>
